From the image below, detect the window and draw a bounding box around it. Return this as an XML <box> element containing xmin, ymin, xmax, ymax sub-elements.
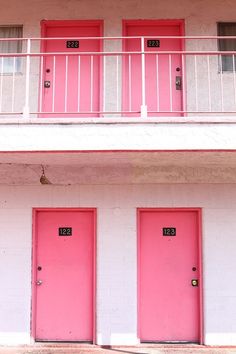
<box><xmin>0</xmin><ymin>26</ymin><xmax>23</xmax><ymax>73</ymax></box>
<box><xmin>218</xmin><ymin>22</ymin><xmax>236</xmax><ymax>72</ymax></box>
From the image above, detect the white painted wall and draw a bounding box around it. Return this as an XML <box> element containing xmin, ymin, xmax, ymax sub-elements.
<box><xmin>0</xmin><ymin>183</ymin><xmax>236</xmax><ymax>346</ymax></box>
<box><xmin>0</xmin><ymin>0</ymin><xmax>236</xmax><ymax>115</ymax></box>
<box><xmin>0</xmin><ymin>0</ymin><xmax>234</xmax><ymax>37</ymax></box>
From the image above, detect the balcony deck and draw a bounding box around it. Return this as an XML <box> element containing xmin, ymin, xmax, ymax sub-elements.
<box><xmin>0</xmin><ymin>36</ymin><xmax>236</xmax><ymax>155</ymax></box>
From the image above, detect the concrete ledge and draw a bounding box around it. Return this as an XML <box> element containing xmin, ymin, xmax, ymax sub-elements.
<box><xmin>1</xmin><ymin>116</ymin><xmax>236</xmax><ymax>125</ymax></box>
<box><xmin>0</xmin><ymin>122</ymin><xmax>236</xmax><ymax>151</ymax></box>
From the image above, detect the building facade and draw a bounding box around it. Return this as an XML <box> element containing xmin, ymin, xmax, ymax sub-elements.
<box><xmin>0</xmin><ymin>0</ymin><xmax>236</xmax><ymax>347</ymax></box>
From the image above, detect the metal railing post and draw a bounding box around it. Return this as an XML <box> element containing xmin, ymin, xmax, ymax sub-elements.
<box><xmin>23</xmin><ymin>38</ymin><xmax>31</xmax><ymax>118</ymax></box>
<box><xmin>140</xmin><ymin>36</ymin><xmax>147</xmax><ymax>118</ymax></box>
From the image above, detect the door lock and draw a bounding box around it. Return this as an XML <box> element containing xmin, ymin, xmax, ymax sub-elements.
<box><xmin>36</xmin><ymin>280</ymin><xmax>43</xmax><ymax>286</ymax></box>
<box><xmin>191</xmin><ymin>279</ymin><xmax>198</xmax><ymax>287</ymax></box>
<box><xmin>175</xmin><ymin>76</ymin><xmax>182</xmax><ymax>90</ymax></box>
<box><xmin>44</xmin><ymin>80</ymin><xmax>51</xmax><ymax>88</ymax></box>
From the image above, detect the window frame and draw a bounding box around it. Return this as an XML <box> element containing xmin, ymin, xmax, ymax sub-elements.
<box><xmin>218</xmin><ymin>22</ymin><xmax>236</xmax><ymax>73</ymax></box>
<box><xmin>0</xmin><ymin>25</ymin><xmax>23</xmax><ymax>75</ymax></box>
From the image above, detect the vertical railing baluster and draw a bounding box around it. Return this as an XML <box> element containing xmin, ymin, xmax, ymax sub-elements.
<box><xmin>116</xmin><ymin>55</ymin><xmax>119</xmax><ymax>112</ymax></box>
<box><xmin>52</xmin><ymin>56</ymin><xmax>56</xmax><ymax>113</ymax></box>
<box><xmin>169</xmin><ymin>54</ymin><xmax>173</xmax><ymax>112</ymax></box>
<box><xmin>219</xmin><ymin>55</ymin><xmax>224</xmax><ymax>112</ymax></box>
<box><xmin>128</xmin><ymin>54</ymin><xmax>131</xmax><ymax>112</ymax></box>
<box><xmin>91</xmin><ymin>55</ymin><xmax>94</xmax><ymax>113</ymax></box>
<box><xmin>181</xmin><ymin>53</ymin><xmax>186</xmax><ymax>115</ymax></box>
<box><xmin>23</xmin><ymin>38</ymin><xmax>31</xmax><ymax>118</ymax></box>
<box><xmin>103</xmin><ymin>55</ymin><xmax>106</xmax><ymax>113</ymax></box>
<box><xmin>141</xmin><ymin>36</ymin><xmax>147</xmax><ymax>117</ymax></box>
<box><xmin>77</xmin><ymin>55</ymin><xmax>81</xmax><ymax>113</ymax></box>
<box><xmin>156</xmin><ymin>54</ymin><xmax>160</xmax><ymax>112</ymax></box>
<box><xmin>0</xmin><ymin>57</ymin><xmax>3</xmax><ymax>113</ymax></box>
<box><xmin>233</xmin><ymin>54</ymin><xmax>236</xmax><ymax>108</ymax></box>
<box><xmin>65</xmin><ymin>55</ymin><xmax>68</xmax><ymax>113</ymax></box>
<box><xmin>207</xmin><ymin>55</ymin><xmax>212</xmax><ymax>112</ymax></box>
<box><xmin>39</xmin><ymin>55</ymin><xmax>44</xmax><ymax>113</ymax></box>
<box><xmin>194</xmin><ymin>55</ymin><xmax>198</xmax><ymax>112</ymax></box>
<box><xmin>11</xmin><ymin>57</ymin><xmax>16</xmax><ymax>113</ymax></box>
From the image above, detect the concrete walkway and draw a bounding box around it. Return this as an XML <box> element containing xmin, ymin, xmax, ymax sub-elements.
<box><xmin>0</xmin><ymin>345</ymin><xmax>236</xmax><ymax>354</ymax></box>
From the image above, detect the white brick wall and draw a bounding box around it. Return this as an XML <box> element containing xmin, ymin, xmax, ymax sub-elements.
<box><xmin>0</xmin><ymin>184</ymin><xmax>236</xmax><ymax>345</ymax></box>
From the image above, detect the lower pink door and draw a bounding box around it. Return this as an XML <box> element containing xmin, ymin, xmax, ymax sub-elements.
<box><xmin>34</xmin><ymin>209</ymin><xmax>95</xmax><ymax>341</ymax></box>
<box><xmin>139</xmin><ymin>209</ymin><xmax>201</xmax><ymax>342</ymax></box>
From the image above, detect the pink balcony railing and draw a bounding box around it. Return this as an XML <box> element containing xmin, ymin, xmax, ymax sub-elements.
<box><xmin>0</xmin><ymin>36</ymin><xmax>236</xmax><ymax>118</ymax></box>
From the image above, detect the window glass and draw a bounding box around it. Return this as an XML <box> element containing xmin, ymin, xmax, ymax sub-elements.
<box><xmin>0</xmin><ymin>26</ymin><xmax>23</xmax><ymax>73</ymax></box>
<box><xmin>218</xmin><ymin>22</ymin><xmax>236</xmax><ymax>72</ymax></box>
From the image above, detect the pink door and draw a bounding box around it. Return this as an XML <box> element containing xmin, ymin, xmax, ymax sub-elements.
<box><xmin>139</xmin><ymin>209</ymin><xmax>201</xmax><ymax>342</ymax></box>
<box><xmin>41</xmin><ymin>21</ymin><xmax>102</xmax><ymax>117</ymax></box>
<box><xmin>34</xmin><ymin>209</ymin><xmax>95</xmax><ymax>341</ymax></box>
<box><xmin>123</xmin><ymin>21</ymin><xmax>183</xmax><ymax>116</ymax></box>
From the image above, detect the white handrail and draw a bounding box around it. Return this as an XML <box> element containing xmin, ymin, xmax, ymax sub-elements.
<box><xmin>0</xmin><ymin>36</ymin><xmax>236</xmax><ymax>117</ymax></box>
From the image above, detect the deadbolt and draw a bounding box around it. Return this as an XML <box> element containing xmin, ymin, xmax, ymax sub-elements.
<box><xmin>191</xmin><ymin>279</ymin><xmax>198</xmax><ymax>287</ymax></box>
<box><xmin>36</xmin><ymin>280</ymin><xmax>43</xmax><ymax>286</ymax></box>
<box><xmin>175</xmin><ymin>76</ymin><xmax>182</xmax><ymax>90</ymax></box>
<box><xmin>44</xmin><ymin>80</ymin><xmax>51</xmax><ymax>88</ymax></box>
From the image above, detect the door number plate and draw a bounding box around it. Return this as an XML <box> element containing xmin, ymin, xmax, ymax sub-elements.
<box><xmin>147</xmin><ymin>39</ymin><xmax>160</xmax><ymax>48</ymax></box>
<box><xmin>59</xmin><ymin>227</ymin><xmax>72</xmax><ymax>236</ymax></box>
<box><xmin>163</xmin><ymin>227</ymin><xmax>176</xmax><ymax>236</ymax></box>
<box><xmin>66</xmin><ymin>41</ymin><xmax>79</xmax><ymax>48</ymax></box>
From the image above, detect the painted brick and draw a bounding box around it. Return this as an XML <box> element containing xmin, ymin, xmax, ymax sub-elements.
<box><xmin>0</xmin><ymin>184</ymin><xmax>235</xmax><ymax>345</ymax></box>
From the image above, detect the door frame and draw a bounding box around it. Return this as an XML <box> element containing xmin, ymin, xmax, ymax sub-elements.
<box><xmin>31</xmin><ymin>208</ymin><xmax>97</xmax><ymax>343</ymax></box>
<box><xmin>122</xmin><ymin>19</ymin><xmax>185</xmax><ymax>39</ymax></box>
<box><xmin>39</xmin><ymin>20</ymin><xmax>104</xmax><ymax>116</ymax></box>
<box><xmin>137</xmin><ymin>208</ymin><xmax>203</xmax><ymax>344</ymax></box>
<box><xmin>122</xmin><ymin>19</ymin><xmax>186</xmax><ymax>116</ymax></box>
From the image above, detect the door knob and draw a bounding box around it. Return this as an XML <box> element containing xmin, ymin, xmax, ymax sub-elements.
<box><xmin>36</xmin><ymin>280</ymin><xmax>43</xmax><ymax>286</ymax></box>
<box><xmin>191</xmin><ymin>279</ymin><xmax>198</xmax><ymax>287</ymax></box>
<box><xmin>175</xmin><ymin>76</ymin><xmax>182</xmax><ymax>90</ymax></box>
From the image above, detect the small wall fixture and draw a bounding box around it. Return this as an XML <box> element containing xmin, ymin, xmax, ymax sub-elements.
<box><xmin>40</xmin><ymin>165</ymin><xmax>52</xmax><ymax>185</ymax></box>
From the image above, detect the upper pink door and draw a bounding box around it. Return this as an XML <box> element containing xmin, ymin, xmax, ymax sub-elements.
<box><xmin>139</xmin><ymin>209</ymin><xmax>201</xmax><ymax>342</ymax></box>
<box><xmin>34</xmin><ymin>209</ymin><xmax>95</xmax><ymax>341</ymax></box>
<box><xmin>123</xmin><ymin>21</ymin><xmax>183</xmax><ymax>116</ymax></box>
<box><xmin>40</xmin><ymin>21</ymin><xmax>102</xmax><ymax>117</ymax></box>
